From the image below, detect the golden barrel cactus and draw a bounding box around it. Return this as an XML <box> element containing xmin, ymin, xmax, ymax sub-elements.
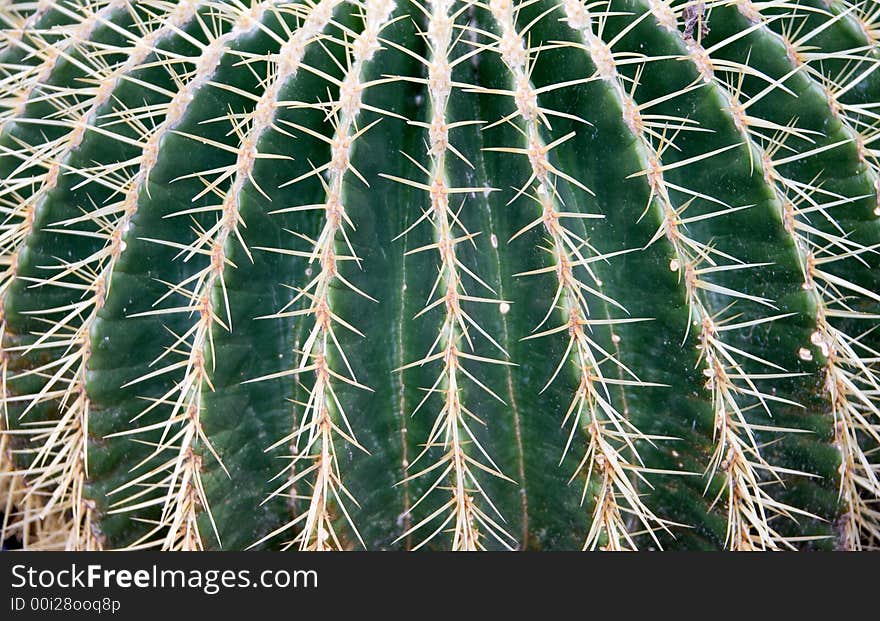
<box><xmin>0</xmin><ymin>0</ymin><xmax>879</xmax><ymax>551</ymax></box>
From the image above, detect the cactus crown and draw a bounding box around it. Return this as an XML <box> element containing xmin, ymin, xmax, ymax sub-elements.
<box><xmin>0</xmin><ymin>0</ymin><xmax>879</xmax><ymax>551</ymax></box>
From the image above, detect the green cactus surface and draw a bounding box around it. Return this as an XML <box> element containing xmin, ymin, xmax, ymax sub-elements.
<box><xmin>1</xmin><ymin>0</ymin><xmax>879</xmax><ymax>551</ymax></box>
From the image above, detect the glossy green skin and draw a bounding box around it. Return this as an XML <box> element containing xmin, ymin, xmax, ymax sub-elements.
<box><xmin>2</xmin><ymin>0</ymin><xmax>879</xmax><ymax>550</ymax></box>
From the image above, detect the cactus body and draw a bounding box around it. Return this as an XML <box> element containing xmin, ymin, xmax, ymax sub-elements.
<box><xmin>1</xmin><ymin>0</ymin><xmax>879</xmax><ymax>551</ymax></box>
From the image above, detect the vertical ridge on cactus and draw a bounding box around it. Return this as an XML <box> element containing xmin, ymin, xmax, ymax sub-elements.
<box><xmin>0</xmin><ymin>0</ymin><xmax>878</xmax><ymax>551</ymax></box>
